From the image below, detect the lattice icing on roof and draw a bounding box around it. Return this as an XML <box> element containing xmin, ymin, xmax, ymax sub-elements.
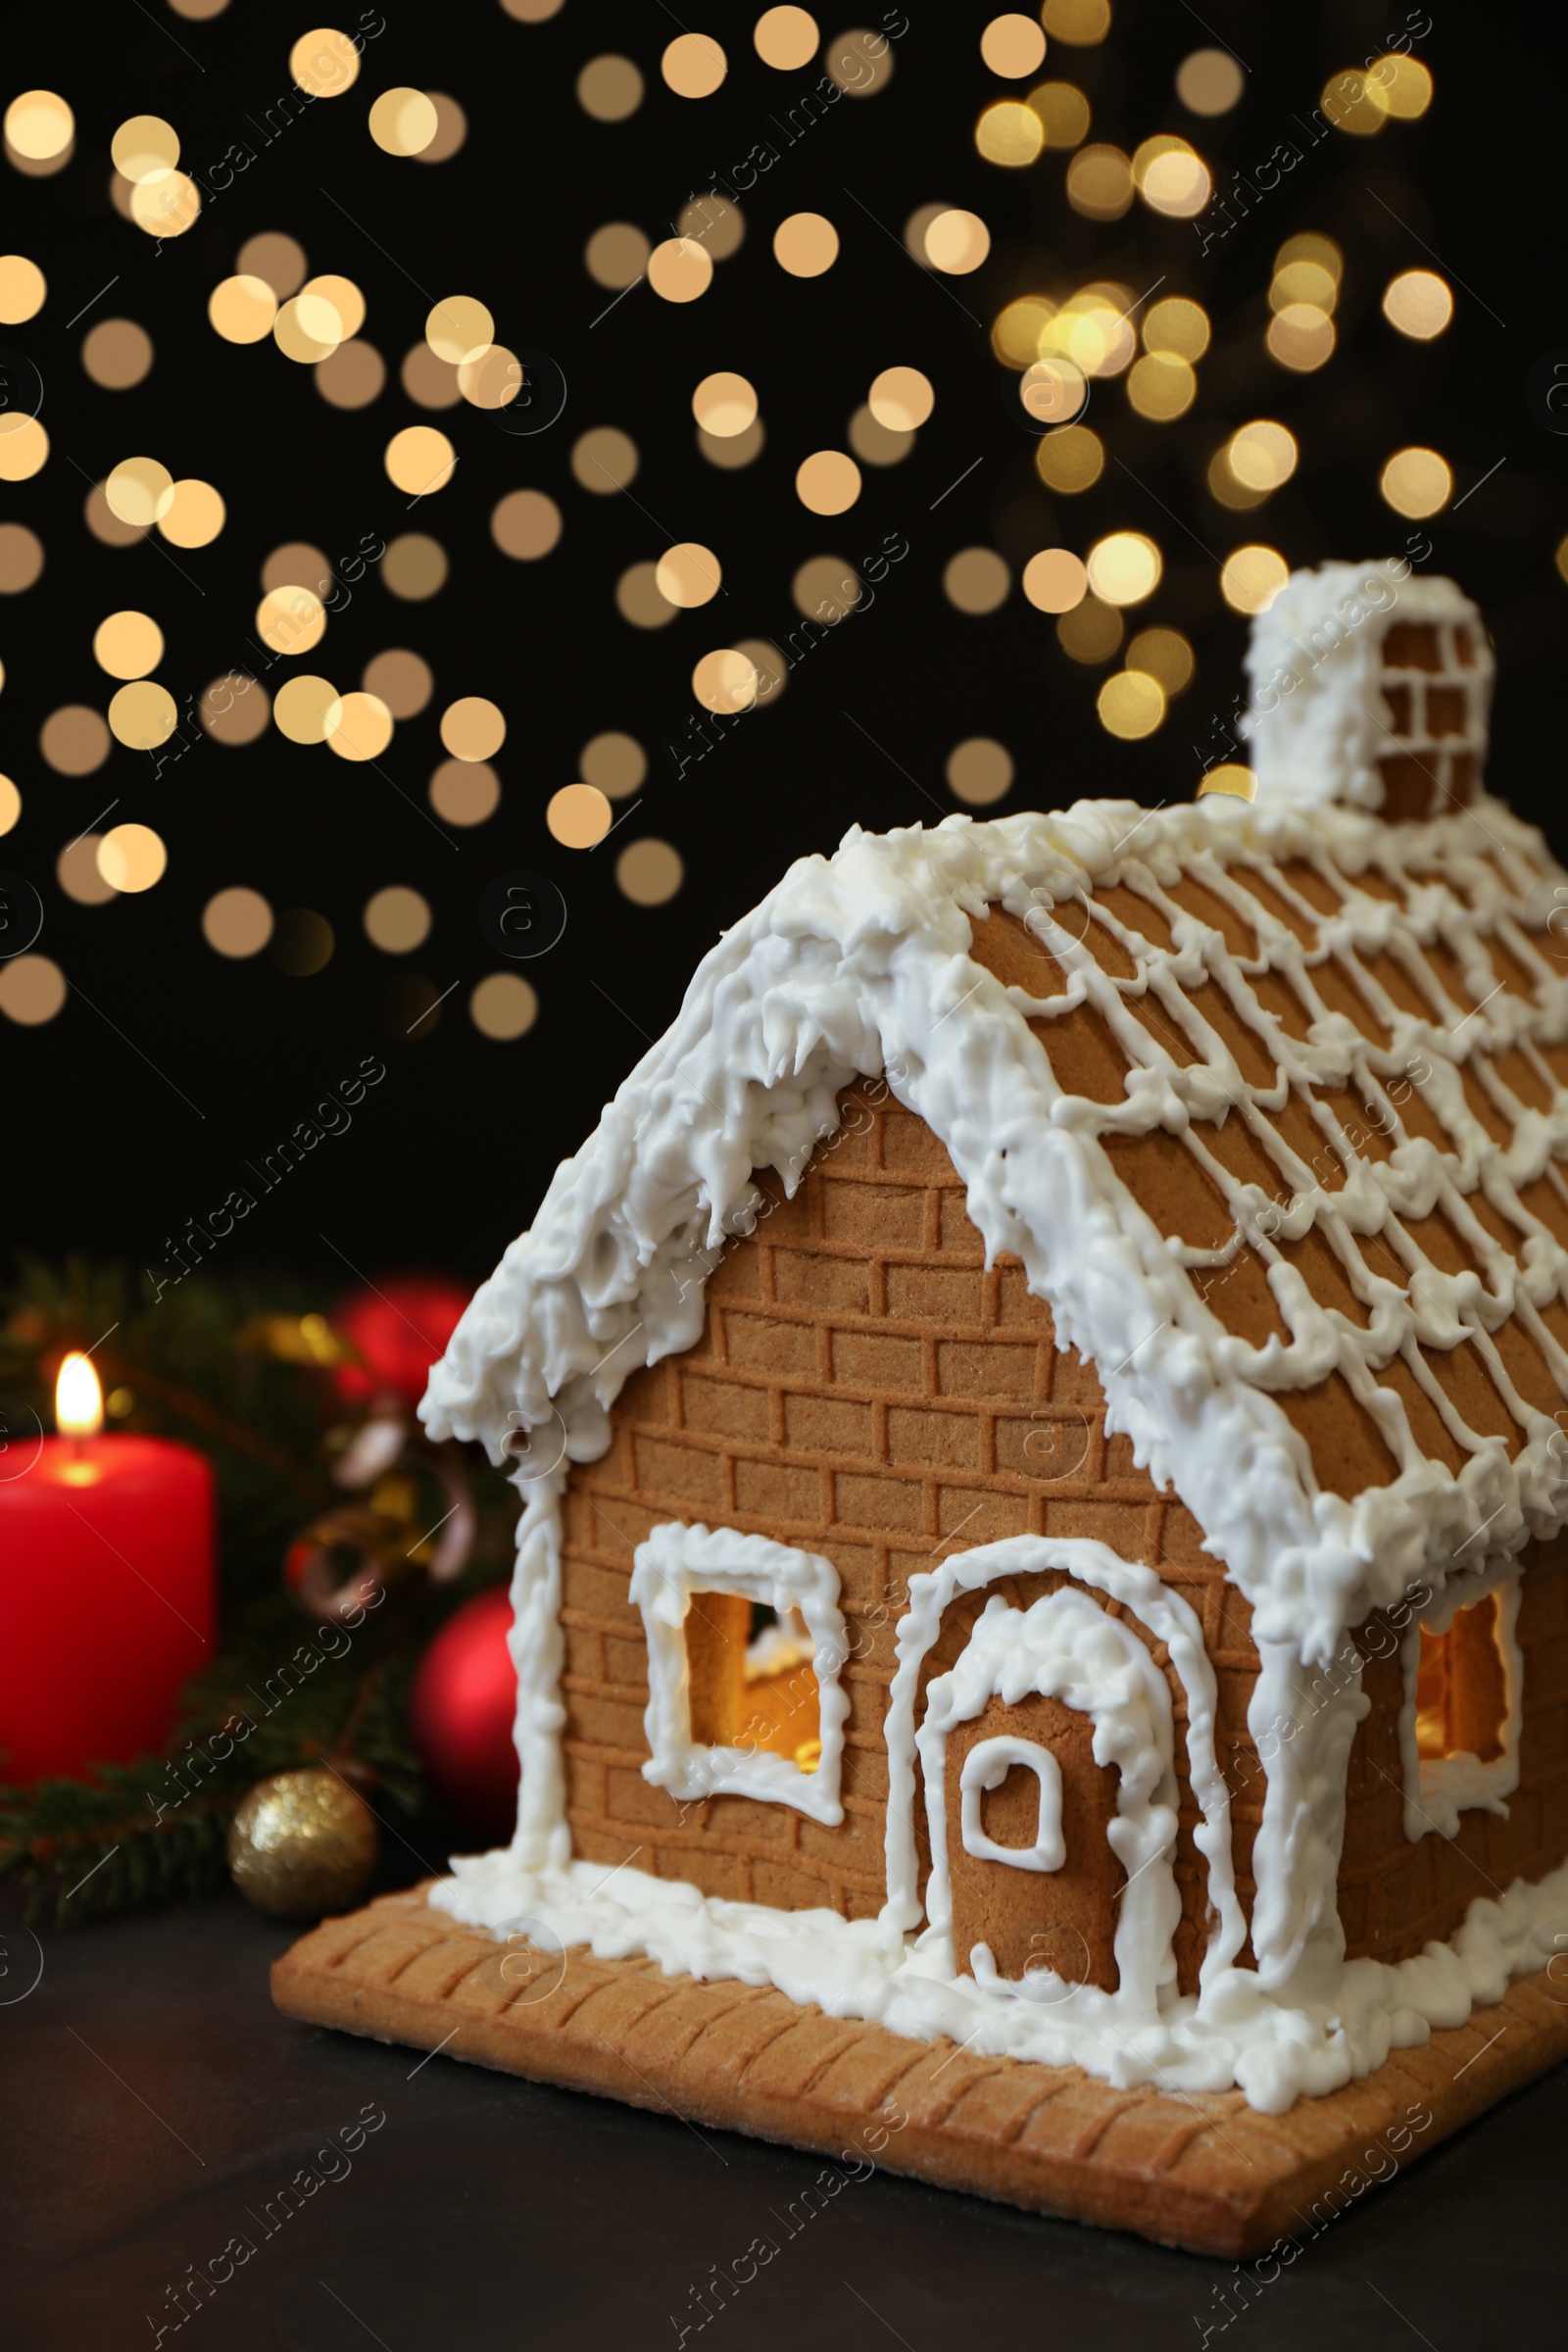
<box><xmin>1243</xmin><ymin>563</ymin><xmax>1494</xmax><ymax>815</ymax></box>
<box><xmin>421</xmin><ymin>788</ymin><xmax>1568</xmax><ymax>1663</ymax></box>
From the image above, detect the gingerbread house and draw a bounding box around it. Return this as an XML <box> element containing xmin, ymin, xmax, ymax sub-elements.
<box><xmin>276</xmin><ymin>562</ymin><xmax>1568</xmax><ymax>2252</ymax></box>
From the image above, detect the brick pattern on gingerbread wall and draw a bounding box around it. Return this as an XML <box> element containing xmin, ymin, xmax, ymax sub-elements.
<box><xmin>558</xmin><ymin>1089</ymin><xmax>1267</xmax><ymax>1970</ymax></box>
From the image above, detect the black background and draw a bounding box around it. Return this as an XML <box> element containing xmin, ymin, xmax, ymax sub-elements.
<box><xmin>5</xmin><ymin>0</ymin><xmax>1565</xmax><ymax>1304</ymax></box>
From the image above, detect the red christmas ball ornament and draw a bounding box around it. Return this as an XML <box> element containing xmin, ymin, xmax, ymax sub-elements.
<box><xmin>409</xmin><ymin>1587</ymin><xmax>519</xmax><ymax>1845</ymax></box>
<box><xmin>332</xmin><ymin>1275</ymin><xmax>469</xmax><ymax>1409</ymax></box>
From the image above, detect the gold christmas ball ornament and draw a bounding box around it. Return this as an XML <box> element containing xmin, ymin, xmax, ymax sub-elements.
<box><xmin>226</xmin><ymin>1769</ymin><xmax>378</xmax><ymax>1919</ymax></box>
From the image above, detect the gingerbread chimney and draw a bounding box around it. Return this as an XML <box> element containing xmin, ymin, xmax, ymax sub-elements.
<box><xmin>1242</xmin><ymin>559</ymin><xmax>1494</xmax><ymax>817</ymax></box>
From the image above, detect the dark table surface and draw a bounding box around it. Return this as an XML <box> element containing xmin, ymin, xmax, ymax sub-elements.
<box><xmin>3</xmin><ymin>1876</ymin><xmax>1564</xmax><ymax>2352</ymax></box>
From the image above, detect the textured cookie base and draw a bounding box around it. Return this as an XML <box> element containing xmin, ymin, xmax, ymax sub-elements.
<box><xmin>272</xmin><ymin>1888</ymin><xmax>1568</xmax><ymax>2258</ymax></box>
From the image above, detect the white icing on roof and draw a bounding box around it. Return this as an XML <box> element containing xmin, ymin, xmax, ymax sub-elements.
<box><xmin>420</xmin><ymin>782</ymin><xmax>1568</xmax><ymax>1664</ymax></box>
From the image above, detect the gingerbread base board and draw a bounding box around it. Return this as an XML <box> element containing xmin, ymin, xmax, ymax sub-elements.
<box><xmin>271</xmin><ymin>1887</ymin><xmax>1568</xmax><ymax>2258</ymax></box>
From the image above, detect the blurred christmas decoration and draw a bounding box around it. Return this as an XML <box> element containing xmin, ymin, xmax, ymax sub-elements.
<box><xmin>0</xmin><ymin>1258</ymin><xmax>513</xmax><ymax>1928</ymax></box>
<box><xmin>409</xmin><ymin>1586</ymin><xmax>519</xmax><ymax>1845</ymax></box>
<box><xmin>227</xmin><ymin>1767</ymin><xmax>378</xmax><ymax>1919</ymax></box>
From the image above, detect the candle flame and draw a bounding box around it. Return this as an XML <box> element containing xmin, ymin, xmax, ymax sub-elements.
<box><xmin>56</xmin><ymin>1351</ymin><xmax>104</xmax><ymax>1439</ymax></box>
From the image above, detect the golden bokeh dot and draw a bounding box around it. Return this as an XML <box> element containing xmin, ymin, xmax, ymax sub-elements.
<box><xmin>693</xmin><ymin>371</ymin><xmax>758</xmax><ymax>436</ymax></box>
<box><xmin>774</xmin><ymin>213</ymin><xmax>839</xmax><ymax>276</ymax></box>
<box><xmin>93</xmin><ymin>609</ymin><xmax>164</xmax><ymax>680</ymax></box>
<box><xmin>991</xmin><ymin>301</ymin><xmax>1050</xmax><ymax>372</ymax></box>
<box><xmin>236</xmin><ymin>234</ymin><xmax>306</xmax><ymax>299</ymax></box>
<box><xmin>1384</xmin><ymin>270</ymin><xmax>1452</xmax><ymax>340</ymax></box>
<box><xmin>825</xmin><ymin>29</ymin><xmax>895</xmax><ymax>94</ymax></box>
<box><xmin>256</xmin><ymin>586</ymin><xmax>327</xmax><ymax>658</ymax></box>
<box><xmin>317</xmin><ymin>339</ymin><xmax>385</xmax><ymax>408</ymax></box>
<box><xmin>501</xmin><ymin>0</ymin><xmax>564</xmax><ymax>15</ymax></box>
<box><xmin>290</xmin><ymin>28</ymin><xmax>363</xmax><ymax>98</ymax></box>
<box><xmin>1144</xmin><ymin>296</ymin><xmax>1210</xmax><ymax>361</ymax></box>
<box><xmin>736</xmin><ymin>638</ymin><xmax>787</xmax><ymax>706</ymax></box>
<box><xmin>1126</xmin><ymin>626</ymin><xmax>1194</xmax><ymax>695</ymax></box>
<box><xmin>402</xmin><ymin>342</ymin><xmax>461</xmax><ymax>409</ymax></box>
<box><xmin>616</xmin><ymin>563</ymin><xmax>675</xmax><ymax>629</ymax></box>
<box><xmin>1098</xmin><ymin>670</ymin><xmax>1165</xmax><ymax>739</ymax></box>
<box><xmin>612</xmin><ymin>835</ymin><xmax>682</xmax><ymax>908</ymax></box>
<box><xmin>82</xmin><ymin>318</ymin><xmax>153</xmax><ymax>387</ymax></box>
<box><xmin>58</xmin><ymin>836</ymin><xmax>116</xmax><ymax>905</ymax></box>
<box><xmin>98</xmin><ymin>820</ymin><xmax>167</xmax><ymax>891</ymax></box>
<box><xmin>1035</xmin><ymin>424</ymin><xmax>1104</xmax><ymax>494</ymax></box>
<box><xmin>209</xmin><ymin>273</ymin><xmax>277</xmax><ymax>344</ymax></box>
<box><xmin>199</xmin><ymin>676</ymin><xmax>270</xmax><ymax>745</ymax></box>
<box><xmin>793</xmin><ymin>555</ymin><xmax>860</xmax><ymax>619</ymax></box>
<box><xmin>385</xmin><ymin>424</ymin><xmax>457</xmax><ymax>497</ymax></box>
<box><xmin>0</xmin><ymin>417</ymin><xmax>49</xmax><ymax>482</ymax></box>
<box><xmin>677</xmin><ymin>192</ymin><xmax>745</xmax><ymax>259</ymax></box>
<box><xmin>273</xmin><ymin>673</ymin><xmax>343</xmax><ymax>745</ymax></box>
<box><xmin>904</xmin><ymin>201</ymin><xmax>951</xmax><ymax>259</ymax></box>
<box><xmin>547</xmin><ymin>784</ymin><xmax>612</xmax><ymax>848</ymax></box>
<box><xmin>944</xmin><ymin>548</ymin><xmax>1011</xmax><ymax>614</ymax></box>
<box><xmin>1207</xmin><ymin>446</ymin><xmax>1264</xmax><ymax>511</ymax></box>
<box><xmin>1367</xmin><ymin>54</ymin><xmax>1433</xmax><ymax>120</ymax></box>
<box><xmin>1029</xmin><ymin>82</ymin><xmax>1091</xmax><ymax>147</ymax></box>
<box><xmin>796</xmin><ymin>450</ymin><xmax>861</xmax><ymax>514</ymax></box>
<box><xmin>415</xmin><ymin>92</ymin><xmax>468</xmax><ymax>164</ymax></box>
<box><xmin>1022</xmin><ymin>549</ymin><xmax>1088</xmax><ymax>613</ymax></box>
<box><xmin>106</xmin><ymin>456</ymin><xmax>174</xmax><ymax>526</ymax></box>
<box><xmin>364</xmin><ymin>650</ymin><xmax>432</xmax><ymax>719</ymax></box>
<box><xmin>572</xmin><ymin>426</ymin><xmax>638</xmax><ymax>492</ymax></box>
<box><xmin>111</xmin><ymin>115</ymin><xmax>178</xmax><ymax>183</ymax></box>
<box><xmin>108</xmin><ymin>682</ymin><xmax>177</xmax><ymax>751</ymax></box>
<box><xmin>0</xmin><ymin>523</ymin><xmax>44</xmax><ymax>592</ymax></box>
<box><xmin>1220</xmin><ymin>544</ymin><xmax>1290</xmax><ymax>614</ymax></box>
<box><xmin>1043</xmin><ymin>0</ymin><xmax>1109</xmax><ymax>39</ymax></box>
<box><xmin>324</xmin><ymin>692</ymin><xmax>395</xmax><ymax>762</ymax></box>
<box><xmin>1176</xmin><ymin>48</ymin><xmax>1243</xmax><ymax>113</ymax></box>
<box><xmin>1197</xmin><ymin>763</ymin><xmax>1256</xmax><ymax>803</ymax></box>
<box><xmin>0</xmin><ymin>254</ymin><xmax>46</xmax><ymax>322</ymax></box>
<box><xmin>663</xmin><ymin>33</ymin><xmax>727</xmax><ymax>97</ymax></box>
<box><xmin>1066</xmin><ymin>144</ymin><xmax>1133</xmax><ymax>220</ymax></box>
<box><xmin>867</xmin><ymin>366</ymin><xmax>933</xmax><ymax>430</ymax></box>
<box><xmin>41</xmin><ymin>706</ymin><xmax>111</xmax><ymax>775</ymax></box>
<box><xmin>86</xmin><ymin>480</ymin><xmax>142</xmax><ymax>544</ymax></box>
<box><xmin>648</xmin><ymin>238</ymin><xmax>712</xmax><ymax>303</ymax></box>
<box><xmin>0</xmin><ymin>774</ymin><xmax>18</xmax><ymax>836</ymax></box>
<box><xmin>203</xmin><ymin>887</ymin><xmax>273</xmax><ymax>956</ymax></box>
<box><xmin>492</xmin><ymin>488</ymin><xmax>563</xmax><ymax>559</ymax></box>
<box><xmin>977</xmin><ymin>101</ymin><xmax>1044</xmax><ymax>168</ymax></box>
<box><xmin>426</xmin><ymin>295</ymin><xmax>493</xmax><ymax>366</ymax></box>
<box><xmin>699</xmin><ymin>416</ymin><xmax>765</xmax><ymax>468</ymax></box>
<box><xmin>1056</xmin><ymin>598</ymin><xmax>1122</xmax><ymax>662</ymax></box>
<box><xmin>581</xmin><ymin>732</ymin><xmax>647</xmax><ymax>799</ymax></box>
<box><xmin>440</xmin><ymin>697</ymin><xmax>506</xmax><ymax>762</ymax></box>
<box><xmin>577</xmin><ymin>56</ymin><xmax>644</xmax><ymax>122</ymax></box>
<box><xmin>1087</xmin><ymin>531</ymin><xmax>1161</xmax><ymax>607</ymax></box>
<box><xmin>368</xmin><ymin>88</ymin><xmax>439</xmax><ymax>155</ymax></box>
<box><xmin>657</xmin><ymin>542</ymin><xmax>723</xmax><ymax>608</ymax></box>
<box><xmin>275</xmin><ymin>293</ymin><xmax>343</xmax><ymax>364</ymax></box>
<box><xmin>1134</xmin><ymin>134</ymin><xmax>1210</xmax><ymax>218</ymax></box>
<box><xmin>1380</xmin><ymin>446</ymin><xmax>1452</xmax><ymax>519</ymax></box>
<box><xmin>430</xmin><ymin>760</ymin><xmax>500</xmax><ymax>825</ymax></box>
<box><xmin>471</xmin><ymin>972</ymin><xmax>538</xmax><ymax>1041</ymax></box>
<box><xmin>303</xmin><ymin>272</ymin><xmax>365</xmax><ymax>337</ymax></box>
<box><xmin>382</xmin><ymin>533</ymin><xmax>448</xmax><ymax>599</ymax></box>
<box><xmin>5</xmin><ymin>91</ymin><xmax>74</xmax><ymax>162</ymax></box>
<box><xmin>1127</xmin><ymin>352</ymin><xmax>1196</xmax><ymax>420</ymax></box>
<box><xmin>129</xmin><ymin>174</ymin><xmax>201</xmax><ymax>239</ymax></box>
<box><xmin>585</xmin><ymin>222</ymin><xmax>651</xmax><ymax>289</ymax></box>
<box><xmin>0</xmin><ymin>955</ymin><xmax>66</xmax><ymax>1026</ymax></box>
<box><xmin>946</xmin><ymin>738</ymin><xmax>1014</xmax><ymax>806</ymax></box>
<box><xmin>924</xmin><ymin>209</ymin><xmax>991</xmax><ymax>273</ymax></box>
<box><xmin>170</xmin><ymin>0</ymin><xmax>232</xmax><ymax>14</ymax></box>
<box><xmin>364</xmin><ymin>886</ymin><xmax>431</xmax><ymax>954</ymax></box>
<box><xmin>981</xmin><ymin>13</ymin><xmax>1046</xmax><ymax>75</ymax></box>
<box><xmin>693</xmin><ymin>649</ymin><xmax>758</xmax><ymax>714</ymax></box>
<box><xmin>262</xmin><ymin>541</ymin><xmax>330</xmax><ymax>594</ymax></box>
<box><xmin>1267</xmin><ymin>305</ymin><xmax>1336</xmax><ymax>372</ymax></box>
<box><xmin>849</xmin><ymin>406</ymin><xmax>914</xmax><ymax>466</ymax></box>
<box><xmin>271</xmin><ymin>909</ymin><xmax>335</xmax><ymax>977</ymax></box>
<box><xmin>1229</xmin><ymin>419</ymin><xmax>1298</xmax><ymax>492</ymax></box>
<box><xmin>459</xmin><ymin>344</ymin><xmax>522</xmax><ymax>411</ymax></box>
<box><xmin>756</xmin><ymin>7</ymin><xmax>818</xmax><ymax>69</ymax></box>
<box><xmin>159</xmin><ymin>479</ymin><xmax>225</xmax><ymax>549</ymax></box>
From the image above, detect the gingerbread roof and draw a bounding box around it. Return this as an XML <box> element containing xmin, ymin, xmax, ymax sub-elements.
<box><xmin>421</xmin><ymin>582</ymin><xmax>1568</xmax><ymax>1661</ymax></box>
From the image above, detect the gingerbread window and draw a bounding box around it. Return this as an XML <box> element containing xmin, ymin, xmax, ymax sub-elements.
<box><xmin>629</xmin><ymin>1522</ymin><xmax>851</xmax><ymax>1827</ymax></box>
<box><xmin>1402</xmin><ymin>1578</ymin><xmax>1523</xmax><ymax>1839</ymax></box>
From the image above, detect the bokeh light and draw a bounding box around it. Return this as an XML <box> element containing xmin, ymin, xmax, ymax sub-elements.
<box><xmin>1086</xmin><ymin>531</ymin><xmax>1161</xmax><ymax>606</ymax></box>
<box><xmin>1042</xmin><ymin>0</ymin><xmax>1109</xmax><ymax>40</ymax></box>
<box><xmin>616</xmin><ymin>840</ymin><xmax>684</xmax><ymax>905</ymax></box>
<box><xmin>364</xmin><ymin>886</ymin><xmax>431</xmax><ymax>953</ymax></box>
<box><xmin>493</xmin><ymin>489</ymin><xmax>563</xmax><ymax>558</ymax></box>
<box><xmin>82</xmin><ymin>318</ymin><xmax>153</xmax><ymax>388</ymax></box>
<box><xmin>1126</xmin><ymin>352</ymin><xmax>1196</xmax><ymax>419</ymax></box>
<box><xmin>1220</xmin><ymin>545</ymin><xmax>1290</xmax><ymax>613</ymax></box>
<box><xmin>1228</xmin><ymin>420</ymin><xmax>1298</xmax><ymax>492</ymax></box>
<box><xmin>657</xmin><ymin>543</ymin><xmax>723</xmax><ymax>607</ymax></box>
<box><xmin>1176</xmin><ymin>49</ymin><xmax>1244</xmax><ymax>114</ymax></box>
<box><xmin>581</xmin><ymin>733</ymin><xmax>647</xmax><ymax>798</ymax></box>
<box><xmin>868</xmin><ymin>367</ymin><xmax>934</xmax><ymax>429</ymax></box>
<box><xmin>203</xmin><ymin>888</ymin><xmax>273</xmax><ymax>956</ymax></box>
<box><xmin>1035</xmin><ymin>424</ymin><xmax>1103</xmax><ymax>492</ymax></box>
<box><xmin>108</xmin><ymin>682</ymin><xmax>176</xmax><ymax>751</ymax></box>
<box><xmin>944</xmin><ymin>549</ymin><xmax>1010</xmax><ymax>613</ymax></box>
<box><xmin>662</xmin><ymin>33</ymin><xmax>727</xmax><ymax>97</ymax></box>
<box><xmin>324</xmin><ymin>692</ymin><xmax>394</xmax><ymax>762</ymax></box>
<box><xmin>976</xmin><ymin>102</ymin><xmax>1044</xmax><ymax>168</ymax></box>
<box><xmin>923</xmin><ymin>210</ymin><xmax>990</xmax><ymax>272</ymax></box>
<box><xmin>385</xmin><ymin>425</ymin><xmax>457</xmax><ymax>496</ymax></box>
<box><xmin>471</xmin><ymin>973</ymin><xmax>538</xmax><ymax>1041</ymax></box>
<box><xmin>1022</xmin><ymin>549</ymin><xmax>1088</xmax><ymax>612</ymax></box>
<box><xmin>980</xmin><ymin>15</ymin><xmax>1046</xmax><ymax>76</ymax></box>
<box><xmin>796</xmin><ymin>451</ymin><xmax>861</xmax><ymax>514</ymax></box>
<box><xmin>577</xmin><ymin>55</ymin><xmax>644</xmax><ymax>121</ymax></box>
<box><xmin>430</xmin><ymin>760</ymin><xmax>500</xmax><ymax>825</ymax></box>
<box><xmin>774</xmin><ymin>214</ymin><xmax>839</xmax><ymax>276</ymax></box>
<box><xmin>1056</xmin><ymin>598</ymin><xmax>1121</xmax><ymax>662</ymax></box>
<box><xmin>1143</xmin><ymin>296</ymin><xmax>1210</xmax><ymax>360</ymax></box>
<box><xmin>1380</xmin><ymin>446</ymin><xmax>1452</xmax><ymax>517</ymax></box>
<box><xmin>368</xmin><ymin>88</ymin><xmax>439</xmax><ymax>156</ymax></box>
<box><xmin>947</xmin><ymin>739</ymin><xmax>1013</xmax><ymax>805</ymax></box>
<box><xmin>1066</xmin><ymin>146</ymin><xmax>1132</xmax><ymax>220</ymax></box>
<box><xmin>1098</xmin><ymin>671</ymin><xmax>1165</xmax><ymax>739</ymax></box>
<box><xmin>440</xmin><ymin>697</ymin><xmax>506</xmax><ymax>761</ymax></box>
<box><xmin>756</xmin><ymin>9</ymin><xmax>819</xmax><ymax>71</ymax></box>
<box><xmin>692</xmin><ymin>649</ymin><xmax>758</xmax><ymax>713</ymax></box>
<box><xmin>98</xmin><ymin>821</ymin><xmax>167</xmax><ymax>892</ymax></box>
<box><xmin>0</xmin><ymin>254</ymin><xmax>46</xmax><ymax>322</ymax></box>
<box><xmin>1383</xmin><ymin>270</ymin><xmax>1452</xmax><ymax>339</ymax></box>
<box><xmin>547</xmin><ymin>784</ymin><xmax>612</xmax><ymax>847</ymax></box>
<box><xmin>693</xmin><ymin>371</ymin><xmax>759</xmax><ymax>435</ymax></box>
<box><xmin>648</xmin><ymin>239</ymin><xmax>712</xmax><ymax>302</ymax></box>
<box><xmin>1028</xmin><ymin>82</ymin><xmax>1090</xmax><ymax>147</ymax></box>
<box><xmin>93</xmin><ymin>610</ymin><xmax>164</xmax><ymax>680</ymax></box>
<box><xmin>1126</xmin><ymin>627</ymin><xmax>1194</xmax><ymax>694</ymax></box>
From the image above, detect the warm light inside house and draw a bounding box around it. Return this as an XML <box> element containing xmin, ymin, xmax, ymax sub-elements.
<box><xmin>55</xmin><ymin>1350</ymin><xmax>105</xmax><ymax>1439</ymax></box>
<box><xmin>1416</xmin><ymin>1594</ymin><xmax>1509</xmax><ymax>1764</ymax></box>
<box><xmin>686</xmin><ymin>1592</ymin><xmax>821</xmax><ymax>1763</ymax></box>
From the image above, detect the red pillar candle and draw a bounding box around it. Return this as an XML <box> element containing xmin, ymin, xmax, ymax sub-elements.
<box><xmin>0</xmin><ymin>1354</ymin><xmax>216</xmax><ymax>1782</ymax></box>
